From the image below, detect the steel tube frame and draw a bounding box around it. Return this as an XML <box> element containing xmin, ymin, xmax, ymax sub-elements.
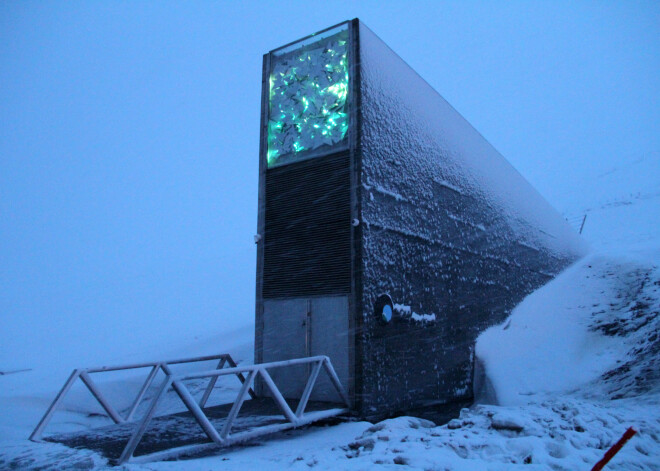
<box><xmin>296</xmin><ymin>360</ymin><xmax>323</xmax><ymax>418</ymax></box>
<box><xmin>221</xmin><ymin>369</ymin><xmax>257</xmax><ymax>439</ymax></box>
<box><xmin>29</xmin><ymin>369</ymin><xmax>81</xmax><ymax>441</ymax></box>
<box><xmin>199</xmin><ymin>357</ymin><xmax>226</xmax><ymax>408</ymax></box>
<box><xmin>83</xmin><ymin>354</ymin><xmax>236</xmax><ymax>373</ymax></box>
<box><xmin>31</xmin><ymin>354</ymin><xmax>349</xmax><ymax>466</ymax></box>
<box><xmin>117</xmin><ymin>376</ymin><xmax>173</xmax><ymax>465</ymax></box>
<box><xmin>30</xmin><ymin>354</ymin><xmax>245</xmax><ymax>442</ymax></box>
<box><xmin>125</xmin><ymin>365</ymin><xmax>160</xmax><ymax>422</ymax></box>
<box><xmin>79</xmin><ymin>371</ymin><xmax>125</xmax><ymax>424</ymax></box>
<box><xmin>118</xmin><ymin>355</ymin><xmax>348</xmax><ymax>464</ymax></box>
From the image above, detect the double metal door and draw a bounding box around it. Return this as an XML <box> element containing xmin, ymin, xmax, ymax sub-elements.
<box><xmin>262</xmin><ymin>296</ymin><xmax>348</xmax><ymax>402</ymax></box>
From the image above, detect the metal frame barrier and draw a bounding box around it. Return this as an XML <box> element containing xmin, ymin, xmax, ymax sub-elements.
<box><xmin>30</xmin><ymin>354</ymin><xmax>350</xmax><ymax>465</ymax></box>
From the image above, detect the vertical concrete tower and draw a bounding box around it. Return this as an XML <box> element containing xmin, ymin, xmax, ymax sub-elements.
<box><xmin>255</xmin><ymin>19</ymin><xmax>586</xmax><ymax>420</ymax></box>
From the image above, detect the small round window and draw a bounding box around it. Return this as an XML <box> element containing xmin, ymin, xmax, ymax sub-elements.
<box><xmin>375</xmin><ymin>294</ymin><xmax>394</xmax><ymax>325</ymax></box>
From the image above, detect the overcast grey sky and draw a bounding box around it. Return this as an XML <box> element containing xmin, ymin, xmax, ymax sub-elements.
<box><xmin>1</xmin><ymin>1</ymin><xmax>658</xmax><ymax>366</ymax></box>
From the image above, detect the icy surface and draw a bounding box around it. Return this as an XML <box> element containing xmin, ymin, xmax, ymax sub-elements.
<box><xmin>1</xmin><ymin>25</ymin><xmax>659</xmax><ymax>471</ymax></box>
<box><xmin>2</xmin><ymin>157</ymin><xmax>658</xmax><ymax>470</ymax></box>
<box><xmin>564</xmin><ymin>153</ymin><xmax>660</xmax><ymax>256</ymax></box>
<box><xmin>478</xmin><ymin>253</ymin><xmax>660</xmax><ymax>404</ymax></box>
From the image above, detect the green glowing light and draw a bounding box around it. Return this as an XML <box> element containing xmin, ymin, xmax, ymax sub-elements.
<box><xmin>267</xmin><ymin>27</ymin><xmax>349</xmax><ymax>167</ymax></box>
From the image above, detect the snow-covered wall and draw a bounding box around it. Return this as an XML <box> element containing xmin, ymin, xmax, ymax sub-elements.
<box><xmin>355</xmin><ymin>21</ymin><xmax>587</xmax><ymax>418</ymax></box>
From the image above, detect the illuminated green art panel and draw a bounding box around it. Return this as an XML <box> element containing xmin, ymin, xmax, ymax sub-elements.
<box><xmin>267</xmin><ymin>26</ymin><xmax>349</xmax><ymax>167</ymax></box>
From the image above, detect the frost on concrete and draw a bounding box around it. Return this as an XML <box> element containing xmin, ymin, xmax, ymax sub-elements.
<box><xmin>1</xmin><ymin>172</ymin><xmax>659</xmax><ymax>471</ymax></box>
<box><xmin>355</xmin><ymin>21</ymin><xmax>586</xmax><ymax>418</ymax></box>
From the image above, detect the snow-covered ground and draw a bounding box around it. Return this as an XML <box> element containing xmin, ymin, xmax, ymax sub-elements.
<box><xmin>1</xmin><ymin>156</ymin><xmax>658</xmax><ymax>470</ymax></box>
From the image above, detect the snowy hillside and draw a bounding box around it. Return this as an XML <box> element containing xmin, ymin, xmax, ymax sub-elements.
<box><xmin>1</xmin><ymin>158</ymin><xmax>659</xmax><ymax>470</ymax></box>
<box><xmin>563</xmin><ymin>152</ymin><xmax>660</xmax><ymax>255</ymax></box>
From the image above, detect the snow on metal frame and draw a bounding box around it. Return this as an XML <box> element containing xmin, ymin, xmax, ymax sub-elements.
<box><xmin>30</xmin><ymin>354</ymin><xmax>349</xmax><ymax>465</ymax></box>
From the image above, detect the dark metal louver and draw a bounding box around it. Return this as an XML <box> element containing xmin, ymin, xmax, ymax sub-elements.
<box><xmin>263</xmin><ymin>151</ymin><xmax>352</xmax><ymax>298</ymax></box>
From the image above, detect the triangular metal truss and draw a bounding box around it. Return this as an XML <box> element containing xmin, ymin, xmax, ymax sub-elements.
<box><xmin>30</xmin><ymin>354</ymin><xmax>349</xmax><ymax>464</ymax></box>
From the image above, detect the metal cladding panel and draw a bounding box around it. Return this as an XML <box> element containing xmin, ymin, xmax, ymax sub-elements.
<box><xmin>355</xmin><ymin>22</ymin><xmax>587</xmax><ymax>419</ymax></box>
<box><xmin>310</xmin><ymin>296</ymin><xmax>350</xmax><ymax>402</ymax></box>
<box><xmin>260</xmin><ymin>296</ymin><xmax>350</xmax><ymax>402</ymax></box>
<box><xmin>262</xmin><ymin>299</ymin><xmax>308</xmax><ymax>398</ymax></box>
<box><xmin>262</xmin><ymin>151</ymin><xmax>352</xmax><ymax>298</ymax></box>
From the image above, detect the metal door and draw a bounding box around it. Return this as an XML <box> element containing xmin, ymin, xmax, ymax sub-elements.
<box><xmin>262</xmin><ymin>296</ymin><xmax>349</xmax><ymax>402</ymax></box>
<box><xmin>262</xmin><ymin>298</ymin><xmax>308</xmax><ymax>398</ymax></box>
<box><xmin>310</xmin><ymin>296</ymin><xmax>349</xmax><ymax>402</ymax></box>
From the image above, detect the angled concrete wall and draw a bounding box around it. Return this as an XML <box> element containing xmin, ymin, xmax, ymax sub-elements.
<box><xmin>355</xmin><ymin>21</ymin><xmax>587</xmax><ymax>418</ymax></box>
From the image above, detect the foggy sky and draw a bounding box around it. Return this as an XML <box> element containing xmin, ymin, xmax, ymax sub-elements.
<box><xmin>1</xmin><ymin>1</ymin><xmax>658</xmax><ymax>367</ymax></box>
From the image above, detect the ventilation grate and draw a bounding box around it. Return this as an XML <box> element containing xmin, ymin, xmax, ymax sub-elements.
<box><xmin>263</xmin><ymin>151</ymin><xmax>352</xmax><ymax>298</ymax></box>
